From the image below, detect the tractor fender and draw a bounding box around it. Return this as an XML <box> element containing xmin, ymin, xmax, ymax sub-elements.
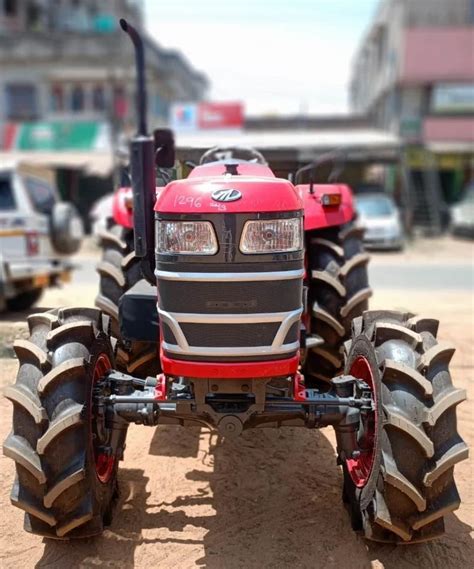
<box><xmin>112</xmin><ymin>186</ymin><xmax>134</xmax><ymax>228</ymax></box>
<box><xmin>297</xmin><ymin>183</ymin><xmax>356</xmax><ymax>231</ymax></box>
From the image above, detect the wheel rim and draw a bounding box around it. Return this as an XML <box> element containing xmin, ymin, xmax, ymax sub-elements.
<box><xmin>346</xmin><ymin>355</ymin><xmax>377</xmax><ymax>488</ymax></box>
<box><xmin>92</xmin><ymin>353</ymin><xmax>114</xmax><ymax>484</ymax></box>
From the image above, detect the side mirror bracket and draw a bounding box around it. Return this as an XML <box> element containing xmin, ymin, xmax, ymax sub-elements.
<box><xmin>153</xmin><ymin>129</ymin><xmax>176</xmax><ymax>168</ymax></box>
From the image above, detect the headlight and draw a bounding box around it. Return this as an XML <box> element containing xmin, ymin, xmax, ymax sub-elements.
<box><xmin>240</xmin><ymin>217</ymin><xmax>303</xmax><ymax>254</ymax></box>
<box><xmin>156</xmin><ymin>221</ymin><xmax>218</xmax><ymax>255</ymax></box>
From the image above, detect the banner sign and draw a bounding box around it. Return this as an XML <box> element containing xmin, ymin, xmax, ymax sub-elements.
<box><xmin>170</xmin><ymin>104</ymin><xmax>198</xmax><ymax>132</ymax></box>
<box><xmin>170</xmin><ymin>102</ymin><xmax>244</xmax><ymax>132</ymax></box>
<box><xmin>2</xmin><ymin>121</ymin><xmax>110</xmax><ymax>151</ymax></box>
<box><xmin>197</xmin><ymin>102</ymin><xmax>244</xmax><ymax>130</ymax></box>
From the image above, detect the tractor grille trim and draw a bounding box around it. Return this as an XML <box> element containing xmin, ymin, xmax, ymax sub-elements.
<box><xmin>159</xmin><ymin>307</ymin><xmax>302</xmax><ymax>357</ymax></box>
<box><xmin>155</xmin><ymin>269</ymin><xmax>304</xmax><ymax>282</ymax></box>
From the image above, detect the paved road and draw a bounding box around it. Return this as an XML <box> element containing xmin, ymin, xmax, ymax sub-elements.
<box><xmin>368</xmin><ymin>262</ymin><xmax>473</xmax><ymax>290</ymax></box>
<box><xmin>73</xmin><ymin>255</ymin><xmax>473</xmax><ymax>291</ymax></box>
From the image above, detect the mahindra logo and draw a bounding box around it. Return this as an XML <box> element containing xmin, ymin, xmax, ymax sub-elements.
<box><xmin>211</xmin><ymin>188</ymin><xmax>242</xmax><ymax>202</ymax></box>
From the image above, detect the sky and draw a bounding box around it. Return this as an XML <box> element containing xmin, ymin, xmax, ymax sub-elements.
<box><xmin>143</xmin><ymin>0</ymin><xmax>379</xmax><ymax>116</ymax></box>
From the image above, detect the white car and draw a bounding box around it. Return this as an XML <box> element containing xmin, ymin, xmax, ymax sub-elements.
<box><xmin>0</xmin><ymin>161</ymin><xmax>83</xmax><ymax>311</ymax></box>
<box><xmin>355</xmin><ymin>193</ymin><xmax>404</xmax><ymax>251</ymax></box>
<box><xmin>451</xmin><ymin>183</ymin><xmax>474</xmax><ymax>238</ymax></box>
<box><xmin>89</xmin><ymin>192</ymin><xmax>114</xmax><ymax>241</ymax></box>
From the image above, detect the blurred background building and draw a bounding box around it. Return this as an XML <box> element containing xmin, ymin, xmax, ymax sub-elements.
<box><xmin>0</xmin><ymin>0</ymin><xmax>207</xmax><ymax>129</ymax></box>
<box><xmin>0</xmin><ymin>0</ymin><xmax>207</xmax><ymax>223</ymax></box>
<box><xmin>350</xmin><ymin>0</ymin><xmax>474</xmax><ymax>233</ymax></box>
<box><xmin>0</xmin><ymin>0</ymin><xmax>472</xmax><ymax>238</ymax></box>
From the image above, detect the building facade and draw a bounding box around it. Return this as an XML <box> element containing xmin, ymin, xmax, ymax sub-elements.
<box><xmin>350</xmin><ymin>0</ymin><xmax>474</xmax><ymax>231</ymax></box>
<box><xmin>0</xmin><ymin>0</ymin><xmax>208</xmax><ymax>141</ymax></box>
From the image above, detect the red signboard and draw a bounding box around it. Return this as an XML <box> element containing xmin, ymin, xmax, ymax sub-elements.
<box><xmin>2</xmin><ymin>123</ymin><xmax>18</xmax><ymax>150</ymax></box>
<box><xmin>197</xmin><ymin>102</ymin><xmax>244</xmax><ymax>130</ymax></box>
<box><xmin>423</xmin><ymin>117</ymin><xmax>474</xmax><ymax>143</ymax></box>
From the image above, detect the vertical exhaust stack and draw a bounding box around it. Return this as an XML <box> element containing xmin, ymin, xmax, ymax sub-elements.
<box><xmin>120</xmin><ymin>18</ymin><xmax>155</xmax><ymax>283</ymax></box>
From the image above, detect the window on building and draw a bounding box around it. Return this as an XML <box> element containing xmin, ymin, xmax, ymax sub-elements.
<box><xmin>5</xmin><ymin>84</ymin><xmax>38</xmax><ymax>120</ymax></box>
<box><xmin>26</xmin><ymin>1</ymin><xmax>43</xmax><ymax>30</ymax></box>
<box><xmin>431</xmin><ymin>84</ymin><xmax>474</xmax><ymax>115</ymax></box>
<box><xmin>154</xmin><ymin>93</ymin><xmax>168</xmax><ymax>120</ymax></box>
<box><xmin>92</xmin><ymin>85</ymin><xmax>105</xmax><ymax>111</ymax></box>
<box><xmin>4</xmin><ymin>0</ymin><xmax>18</xmax><ymax>16</ymax></box>
<box><xmin>50</xmin><ymin>85</ymin><xmax>64</xmax><ymax>112</ymax></box>
<box><xmin>71</xmin><ymin>85</ymin><xmax>85</xmax><ymax>112</ymax></box>
<box><xmin>375</xmin><ymin>27</ymin><xmax>387</xmax><ymax>71</ymax></box>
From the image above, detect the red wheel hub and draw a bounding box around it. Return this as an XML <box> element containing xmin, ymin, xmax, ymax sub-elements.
<box><xmin>346</xmin><ymin>355</ymin><xmax>377</xmax><ymax>488</ymax></box>
<box><xmin>92</xmin><ymin>353</ymin><xmax>114</xmax><ymax>484</ymax></box>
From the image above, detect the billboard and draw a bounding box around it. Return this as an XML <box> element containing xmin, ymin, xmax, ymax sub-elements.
<box><xmin>170</xmin><ymin>102</ymin><xmax>244</xmax><ymax>132</ymax></box>
<box><xmin>431</xmin><ymin>84</ymin><xmax>474</xmax><ymax>114</ymax></box>
<box><xmin>170</xmin><ymin>104</ymin><xmax>198</xmax><ymax>132</ymax></box>
<box><xmin>197</xmin><ymin>102</ymin><xmax>244</xmax><ymax>130</ymax></box>
<box><xmin>2</xmin><ymin>121</ymin><xmax>110</xmax><ymax>151</ymax></box>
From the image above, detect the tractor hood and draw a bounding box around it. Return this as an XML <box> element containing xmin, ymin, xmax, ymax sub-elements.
<box><xmin>155</xmin><ymin>162</ymin><xmax>302</xmax><ymax>214</ymax></box>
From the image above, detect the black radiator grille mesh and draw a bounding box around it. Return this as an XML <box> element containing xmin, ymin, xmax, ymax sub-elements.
<box><xmin>158</xmin><ymin>279</ymin><xmax>301</xmax><ymax>314</ymax></box>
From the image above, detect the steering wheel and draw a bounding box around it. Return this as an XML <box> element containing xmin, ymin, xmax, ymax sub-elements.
<box><xmin>199</xmin><ymin>146</ymin><xmax>268</xmax><ymax>165</ymax></box>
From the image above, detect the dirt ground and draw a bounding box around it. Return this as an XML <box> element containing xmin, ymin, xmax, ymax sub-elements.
<box><xmin>0</xmin><ymin>239</ymin><xmax>472</xmax><ymax>568</ymax></box>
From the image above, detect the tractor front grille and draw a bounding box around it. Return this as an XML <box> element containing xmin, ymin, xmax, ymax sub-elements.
<box><xmin>157</xmin><ymin>269</ymin><xmax>303</xmax><ymax>362</ymax></box>
<box><xmin>155</xmin><ymin>211</ymin><xmax>304</xmax><ymax>364</ymax></box>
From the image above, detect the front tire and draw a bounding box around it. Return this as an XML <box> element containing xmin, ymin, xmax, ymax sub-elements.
<box><xmin>95</xmin><ymin>219</ymin><xmax>141</xmax><ymax>335</ymax></box>
<box><xmin>3</xmin><ymin>307</ymin><xmax>125</xmax><ymax>538</ymax></box>
<box><xmin>342</xmin><ymin>310</ymin><xmax>468</xmax><ymax>543</ymax></box>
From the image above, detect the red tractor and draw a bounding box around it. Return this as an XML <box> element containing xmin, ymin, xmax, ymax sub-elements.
<box><xmin>4</xmin><ymin>20</ymin><xmax>467</xmax><ymax>543</ymax></box>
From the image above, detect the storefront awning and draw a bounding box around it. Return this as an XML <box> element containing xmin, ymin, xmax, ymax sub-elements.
<box><xmin>176</xmin><ymin>128</ymin><xmax>401</xmax><ymax>162</ymax></box>
<box><xmin>0</xmin><ymin>151</ymin><xmax>114</xmax><ymax>176</ymax></box>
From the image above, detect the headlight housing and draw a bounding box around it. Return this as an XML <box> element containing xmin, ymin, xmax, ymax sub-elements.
<box><xmin>156</xmin><ymin>220</ymin><xmax>218</xmax><ymax>255</ymax></box>
<box><xmin>240</xmin><ymin>217</ymin><xmax>303</xmax><ymax>254</ymax></box>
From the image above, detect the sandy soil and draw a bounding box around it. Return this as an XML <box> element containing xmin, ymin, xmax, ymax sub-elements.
<box><xmin>0</xmin><ymin>244</ymin><xmax>472</xmax><ymax>568</ymax></box>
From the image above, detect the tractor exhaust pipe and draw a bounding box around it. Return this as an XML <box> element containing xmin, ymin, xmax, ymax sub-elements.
<box><xmin>120</xmin><ymin>18</ymin><xmax>155</xmax><ymax>283</ymax></box>
<box><xmin>119</xmin><ymin>18</ymin><xmax>147</xmax><ymax>136</ymax></box>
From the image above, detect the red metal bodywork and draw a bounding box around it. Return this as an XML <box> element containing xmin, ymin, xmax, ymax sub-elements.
<box><xmin>113</xmin><ymin>168</ymin><xmax>355</xmax><ymax>232</ymax></box>
<box><xmin>155</xmin><ymin>163</ymin><xmax>301</xmax><ymax>215</ymax></box>
<box><xmin>112</xmin><ymin>186</ymin><xmax>134</xmax><ymax>229</ymax></box>
<box><xmin>161</xmin><ymin>352</ymin><xmax>300</xmax><ymax>379</ymax></box>
<box><xmin>296</xmin><ymin>183</ymin><xmax>355</xmax><ymax>231</ymax></box>
<box><xmin>111</xmin><ymin>163</ymin><xmax>356</xmax><ymax>382</ymax></box>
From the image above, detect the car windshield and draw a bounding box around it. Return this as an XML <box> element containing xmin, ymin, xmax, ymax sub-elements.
<box><xmin>356</xmin><ymin>195</ymin><xmax>394</xmax><ymax>218</ymax></box>
<box><xmin>0</xmin><ymin>175</ymin><xmax>15</xmax><ymax>210</ymax></box>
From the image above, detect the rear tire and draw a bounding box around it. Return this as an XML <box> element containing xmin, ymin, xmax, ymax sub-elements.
<box><xmin>95</xmin><ymin>219</ymin><xmax>141</xmax><ymax>334</ymax></box>
<box><xmin>305</xmin><ymin>222</ymin><xmax>372</xmax><ymax>385</ymax></box>
<box><xmin>95</xmin><ymin>219</ymin><xmax>159</xmax><ymax>378</ymax></box>
<box><xmin>342</xmin><ymin>310</ymin><xmax>468</xmax><ymax>543</ymax></box>
<box><xmin>3</xmin><ymin>307</ymin><xmax>125</xmax><ymax>538</ymax></box>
